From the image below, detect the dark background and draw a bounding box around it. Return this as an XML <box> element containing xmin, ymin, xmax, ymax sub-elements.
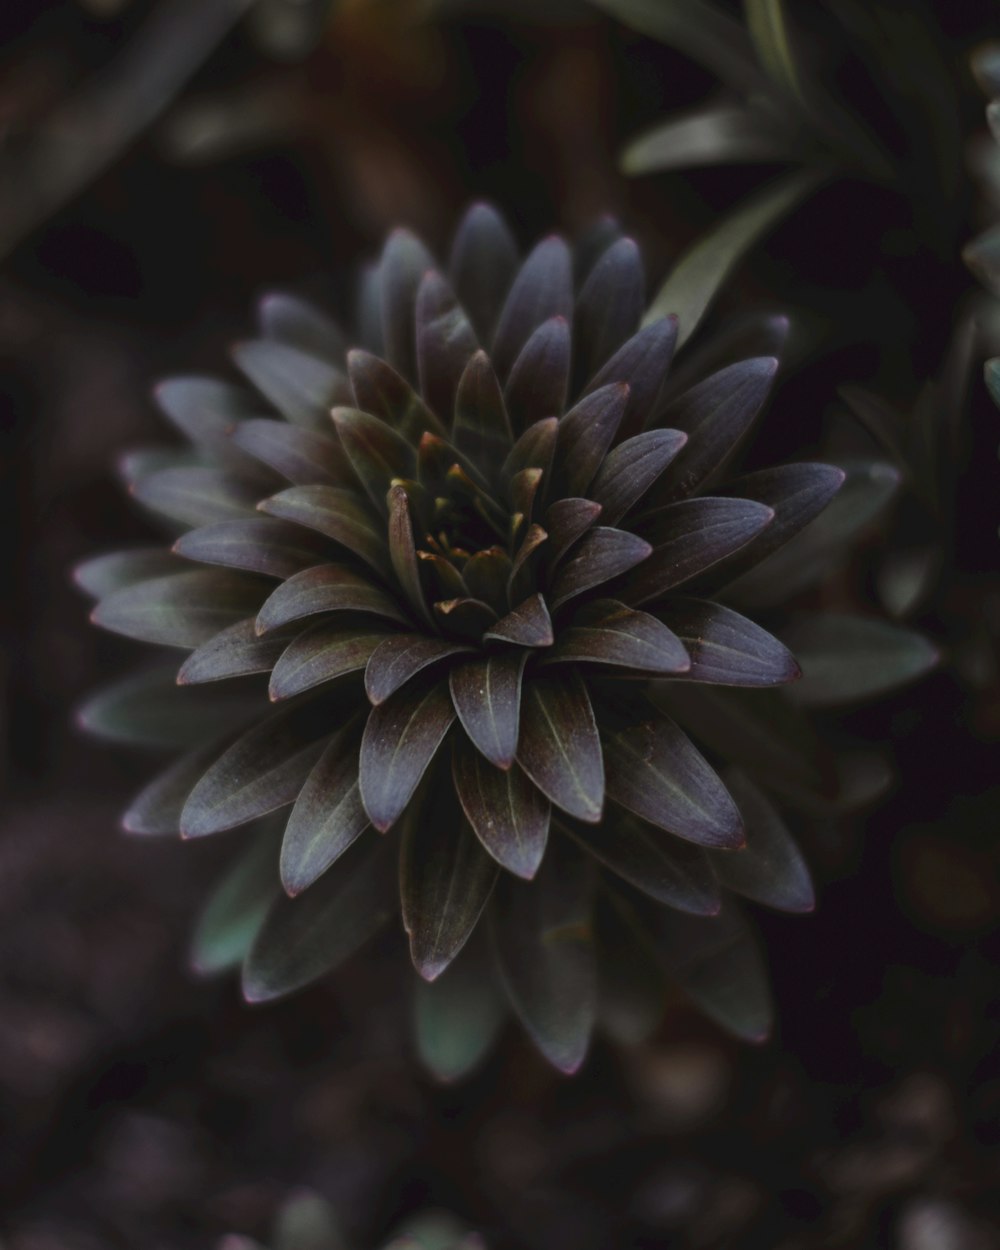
<box><xmin>1</xmin><ymin>2</ymin><xmax>998</xmax><ymax>1246</ymax></box>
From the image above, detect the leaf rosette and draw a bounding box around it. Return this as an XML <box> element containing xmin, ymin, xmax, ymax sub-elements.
<box><xmin>78</xmin><ymin>205</ymin><xmax>936</xmax><ymax>1074</ymax></box>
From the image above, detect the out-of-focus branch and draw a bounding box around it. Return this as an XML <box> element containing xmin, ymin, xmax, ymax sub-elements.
<box><xmin>0</xmin><ymin>0</ymin><xmax>257</xmax><ymax>262</ymax></box>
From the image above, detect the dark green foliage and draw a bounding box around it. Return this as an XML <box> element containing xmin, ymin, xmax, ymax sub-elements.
<box><xmin>80</xmin><ymin>206</ymin><xmax>933</xmax><ymax>1073</ymax></box>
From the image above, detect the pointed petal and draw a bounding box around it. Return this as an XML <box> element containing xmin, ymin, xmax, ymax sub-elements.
<box><xmin>92</xmin><ymin>570</ymin><xmax>270</xmax><ymax>649</ymax></box>
<box><xmin>178</xmin><ymin>618</ymin><xmax>287</xmax><ymax>685</ymax></box>
<box><xmin>379</xmin><ymin>227</ymin><xmax>435</xmax><ymax>384</ymax></box>
<box><xmin>154</xmin><ymin>376</ymin><xmax>258</xmax><ymax>455</ymax></box>
<box><xmin>359</xmin><ymin>679</ymin><xmax>456</xmax><ymax>831</ymax></box>
<box><xmin>588</xmin><ymin>428</ymin><xmax>687</xmax><ymax>525</ymax></box>
<box><xmin>483</xmin><ymin>593</ymin><xmax>554</xmax><ymax>647</ymax></box>
<box><xmin>269</xmin><ymin>623</ymin><xmax>393</xmax><ymax>701</ymax></box>
<box><xmin>575</xmin><ymin>237</ymin><xmax>644</xmax><ymax>380</ymax></box>
<box><xmin>231</xmin><ymin>418</ymin><xmax>351</xmax><ymax>486</ymax></box>
<box><xmin>448</xmin><ymin>202</ymin><xmax>518</xmax><ymax>343</ymax></box>
<box><xmin>712</xmin><ymin>771</ymin><xmax>813</xmax><ymax>912</ymax></box>
<box><xmin>503</xmin><ymin>316</ymin><xmax>571</xmax><ymax>432</ymax></box>
<box><xmin>453</xmin><ymin>349</ymin><xmax>512</xmax><ymax>470</ymax></box>
<box><xmin>123</xmin><ymin>742</ymin><xmax>224</xmax><ymax>835</ymax></box>
<box><xmin>281</xmin><ymin>716</ymin><xmax>370</xmax><ymax>895</ymax></box>
<box><xmin>554</xmin><ymin>383</ymin><xmax>629</xmax><ymax>498</ymax></box>
<box><xmin>401</xmin><ymin>790</ymin><xmax>498</xmax><ymax>980</ymax></box>
<box><xmin>416</xmin><ymin>269</ymin><xmax>479</xmax><ymax>422</ymax></box>
<box><xmin>546</xmin><ymin>599</ymin><xmax>689</xmax><ymax>674</ymax></box>
<box><xmin>501</xmin><ymin>416</ymin><xmax>559</xmax><ymax>487</ymax></box>
<box><xmin>491</xmin><ymin>839</ymin><xmax>596</xmax><ymax>1073</ymax></box>
<box><xmin>387</xmin><ymin>484</ymin><xmax>433</xmax><ymax>627</ymax></box>
<box><xmin>453</xmin><ymin>737</ymin><xmax>549</xmax><ymax>879</ymax></box>
<box><xmin>603</xmin><ymin>712</ymin><xmax>743</xmax><ymax>848</ymax></box>
<box><xmin>173</xmin><ymin>518</ymin><xmax>328</xmax><ymax>580</ymax></box>
<box><xmin>584</xmin><ymin>317</ymin><xmax>677</xmax><ymax>438</ymax></box>
<box><xmin>365</xmin><ymin>634</ymin><xmax>472</xmax><ymax>705</ymax></box>
<box><xmin>192</xmin><ymin>831</ymin><xmax>281</xmax><ymax>976</ymax></box>
<box><xmin>332</xmin><ymin>406</ymin><xmax>416</xmax><ymax>511</ymax></box>
<box><xmin>233</xmin><ymin>340</ymin><xmax>349</xmax><ymax>430</ymax></box>
<box><xmin>492</xmin><ymin>236</ymin><xmax>573</xmax><ymax>381</ymax></box>
<box><xmin>347</xmin><ymin>347</ymin><xmax>445</xmax><ymax>441</ymax></box>
<box><xmin>659</xmin><ymin>597</ymin><xmax>800</xmax><ymax>686</ymax></box>
<box><xmin>131</xmin><ymin>466</ymin><xmax>258</xmax><ymax>529</ymax></box>
<box><xmin>256</xmin><ymin>563</ymin><xmax>409</xmax><ymax>633</ymax></box>
<box><xmin>449</xmin><ymin>650</ymin><xmax>527</xmax><ymax>769</ymax></box>
<box><xmin>544</xmin><ymin>498</ymin><xmax>602</xmax><ymax>565</ymax></box>
<box><xmin>258</xmin><ymin>291</ymin><xmax>345</xmax><ymax>360</ymax></box>
<box><xmin>550</xmin><ymin>526</ymin><xmax>652</xmax><ymax>610</ymax></box>
<box><xmin>258</xmin><ymin>486</ymin><xmax>389</xmax><ymax>576</ymax></box>
<box><xmin>517</xmin><ymin>673</ymin><xmax>604</xmax><ymax>823</ymax></box>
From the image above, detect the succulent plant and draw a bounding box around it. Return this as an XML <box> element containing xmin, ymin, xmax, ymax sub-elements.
<box><xmin>77</xmin><ymin>204</ymin><xmax>936</xmax><ymax>1075</ymax></box>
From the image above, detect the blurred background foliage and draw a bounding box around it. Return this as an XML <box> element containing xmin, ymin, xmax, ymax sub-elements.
<box><xmin>1</xmin><ymin>1</ymin><xmax>998</xmax><ymax>1247</ymax></box>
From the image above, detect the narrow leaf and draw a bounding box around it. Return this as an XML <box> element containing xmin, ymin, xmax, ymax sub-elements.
<box><xmin>332</xmin><ymin>407</ymin><xmax>416</xmax><ymax>511</ymax></box>
<box><xmin>550</xmin><ymin>526</ymin><xmax>652</xmax><ymax>610</ymax></box>
<box><xmin>192</xmin><ymin>831</ymin><xmax>282</xmax><ymax>976</ymax></box>
<box><xmin>545</xmin><ymin>498</ymin><xmax>602</xmax><ymax>565</ymax></box>
<box><xmin>401</xmin><ymin>790</ymin><xmax>498</xmax><ymax>980</ymax></box>
<box><xmin>242</xmin><ymin>835</ymin><xmax>394</xmax><ymax>1001</ymax></box>
<box><xmin>365</xmin><ymin>635</ymin><xmax>472</xmax><ymax>706</ymax></box>
<box><xmin>281</xmin><ymin>716</ymin><xmax>369</xmax><ymax>895</ymax></box>
<box><xmin>569</xmin><ymin>810</ymin><xmax>719</xmax><ymax>913</ymax></box>
<box><xmin>604</xmin><ymin>712</ymin><xmax>743</xmax><ymax>848</ymax></box>
<box><xmin>491</xmin><ymin>839</ymin><xmax>596</xmax><ymax>1074</ymax></box>
<box><xmin>124</xmin><ymin>742</ymin><xmax>224</xmax><ymax>835</ymax></box>
<box><xmin>154</xmin><ymin>376</ymin><xmax>258</xmax><ymax>454</ymax></box>
<box><xmin>415</xmin><ymin>931</ymin><xmax>506</xmax><ymax>1081</ymax></box>
<box><xmin>359</xmin><ymin>680</ymin><xmax>456</xmax><ymax>831</ymax></box>
<box><xmin>584</xmin><ymin>317</ymin><xmax>678</xmax><ymax>439</ymax></box>
<box><xmin>453</xmin><ymin>350</ymin><xmax>512</xmax><ymax>470</ymax></box>
<box><xmin>416</xmin><ymin>269</ymin><xmax>479</xmax><ymax>421</ymax></box>
<box><xmin>554</xmin><ymin>383</ymin><xmax>629</xmax><ymax>498</ymax></box>
<box><xmin>546</xmin><ymin>599</ymin><xmax>690</xmax><ymax>674</ymax></box>
<box><xmin>270</xmin><ymin>623</ymin><xmax>392</xmax><ymax>701</ymax></box>
<box><xmin>645</xmin><ymin>169</ymin><xmax>821</xmax><ymax>344</ymax></box>
<box><xmin>503</xmin><ymin>318</ymin><xmax>571</xmax><ymax>432</ymax></box>
<box><xmin>624</xmin><ymin>497</ymin><xmax>773</xmax><ymax>604</ymax></box>
<box><xmin>131</xmin><ymin>466</ymin><xmax>259</xmax><ymax>529</ymax></box>
<box><xmin>517</xmin><ymin>673</ymin><xmax>604</xmax><ymax>823</ymax></box>
<box><xmin>575</xmin><ymin>237</ymin><xmax>644</xmax><ymax>379</ymax></box>
<box><xmin>74</xmin><ymin>547</ymin><xmax>180</xmax><ymax>600</ymax></box>
<box><xmin>387</xmin><ymin>484</ymin><xmax>433</xmax><ymax>627</ymax></box>
<box><xmin>745</xmin><ymin>0</ymin><xmax>803</xmax><ymax>99</ymax></box>
<box><xmin>449</xmin><ymin>651</ymin><xmax>526</xmax><ymax>769</ymax></box>
<box><xmin>233</xmin><ymin>340</ymin><xmax>349</xmax><ymax>430</ymax></box>
<box><xmin>448</xmin><ymin>202</ymin><xmax>518</xmax><ymax>343</ymax></box>
<box><xmin>230</xmin><ymin>418</ymin><xmax>350</xmax><ymax>486</ymax></box>
<box><xmin>178</xmin><ymin>618</ymin><xmax>287</xmax><ymax>685</ymax></box>
<box><xmin>92</xmin><ymin>570</ymin><xmax>270</xmax><ymax>649</ymax></box>
<box><xmin>258</xmin><ymin>486</ymin><xmax>389</xmax><ymax>576</ymax></box>
<box><xmin>180</xmin><ymin>706</ymin><xmax>331</xmax><ymax>837</ymax></box>
<box><xmin>484</xmin><ymin>594</ymin><xmax>554</xmax><ymax>647</ymax></box>
<box><xmin>780</xmin><ymin>615</ymin><xmax>939</xmax><ymax>706</ymax></box>
<box><xmin>347</xmin><ymin>347</ymin><xmax>446</xmax><ymax>441</ymax></box>
<box><xmin>588</xmin><ymin>428</ymin><xmax>687</xmax><ymax>525</ymax></box>
<box><xmin>256</xmin><ymin>563</ymin><xmax>409</xmax><ymax>634</ymax></box>
<box><xmin>659</xmin><ymin>597</ymin><xmax>800</xmax><ymax>686</ymax></box>
<box><xmin>380</xmin><ymin>228</ymin><xmax>435</xmax><ymax>383</ymax></box>
<box><xmin>712</xmin><ymin>770</ymin><xmax>813</xmax><ymax>912</ymax></box>
<box><xmin>492</xmin><ymin>236</ymin><xmax>573</xmax><ymax>381</ymax></box>
<box><xmin>453</xmin><ymin>736</ymin><xmax>549</xmax><ymax>879</ymax></box>
<box><xmin>258</xmin><ymin>291</ymin><xmax>345</xmax><ymax>360</ymax></box>
<box><xmin>173</xmin><ymin>518</ymin><xmax>329</xmax><ymax>580</ymax></box>
<box><xmin>623</xmin><ymin>105</ymin><xmax>795</xmax><ymax>174</ymax></box>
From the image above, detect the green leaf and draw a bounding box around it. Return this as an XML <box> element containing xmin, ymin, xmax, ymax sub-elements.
<box><xmin>449</xmin><ymin>651</ymin><xmax>527</xmax><ymax>769</ymax></box>
<box><xmin>503</xmin><ymin>319</ymin><xmax>571</xmax><ymax>433</ymax></box>
<box><xmin>780</xmin><ymin>614</ymin><xmax>939</xmax><ymax>706</ymax></box>
<box><xmin>269</xmin><ymin>623</ymin><xmax>392</xmax><ymax>701</ymax></box>
<box><xmin>359</xmin><ymin>679</ymin><xmax>456</xmax><ymax>832</ymax></box>
<box><xmin>625</xmin><ymin>497</ymin><xmax>773</xmax><ymax>604</ymax></box>
<box><xmin>483</xmin><ymin>594</ymin><xmax>554</xmax><ymax>648</ymax></box>
<box><xmin>332</xmin><ymin>407</ymin><xmax>416</xmax><ymax>511</ymax></box>
<box><xmin>231</xmin><ymin>418</ymin><xmax>350</xmax><ymax>486</ymax></box>
<box><xmin>191</xmin><ymin>829</ymin><xmax>282</xmax><ymax>976</ymax></box>
<box><xmin>365</xmin><ymin>635</ymin><xmax>472</xmax><ymax>706</ymax></box>
<box><xmin>78</xmin><ymin>665</ymin><xmax>255</xmax><ymax>750</ymax></box>
<box><xmin>712</xmin><ymin>770</ymin><xmax>813</xmax><ymax>912</ymax></box>
<box><xmin>570</xmin><ymin>810</ymin><xmax>719</xmax><ymax>914</ymax></box>
<box><xmin>258</xmin><ymin>486</ymin><xmax>389</xmax><ymax>576</ymax></box>
<box><xmin>449</xmin><ymin>202</ymin><xmax>518</xmax><ymax>344</ymax></box>
<box><xmin>623</xmin><ymin>105</ymin><xmax>795</xmax><ymax>174</ymax></box>
<box><xmin>415</xmin><ymin>931</ymin><xmax>506</xmax><ymax>1082</ymax></box>
<box><xmin>401</xmin><ymin>787</ymin><xmax>498</xmax><ymax>980</ymax></box>
<box><xmin>453</xmin><ymin>736</ymin><xmax>549</xmax><ymax>880</ymax></box>
<box><xmin>74</xmin><ymin>547</ymin><xmax>180</xmax><ymax>600</ymax></box>
<box><xmin>491</xmin><ymin>838</ymin><xmax>597</xmax><ymax>1074</ymax></box>
<box><xmin>180</xmin><ymin>705</ymin><xmax>331</xmax><ymax>837</ymax></box>
<box><xmin>92</xmin><ymin>570</ymin><xmax>270</xmax><ymax>649</ymax></box>
<box><xmin>256</xmin><ymin>563</ymin><xmax>409</xmax><ymax>634</ymax></box>
<box><xmin>546</xmin><ymin>599</ymin><xmax>690</xmax><ymax>675</ymax></box>
<box><xmin>604</xmin><ymin>711</ymin><xmax>743</xmax><ymax>848</ymax></box>
<box><xmin>554</xmin><ymin>383</ymin><xmax>629</xmax><ymax>498</ymax></box>
<box><xmin>550</xmin><ymin>527</ymin><xmax>652</xmax><ymax>610</ymax></box>
<box><xmin>517</xmin><ymin>673</ymin><xmax>604</xmax><ymax>823</ymax></box>
<box><xmin>233</xmin><ymin>340</ymin><xmax>349</xmax><ymax>430</ymax></box>
<box><xmin>178</xmin><ymin>618</ymin><xmax>287</xmax><ymax>685</ymax></box>
<box><xmin>657</xmin><ymin>901</ymin><xmax>772</xmax><ymax>1041</ymax></box>
<box><xmin>745</xmin><ymin>0</ymin><xmax>802</xmax><ymax>99</ymax></box>
<box><xmin>242</xmin><ymin>834</ymin><xmax>394</xmax><ymax>1002</ymax></box>
<box><xmin>173</xmin><ymin>518</ymin><xmax>329</xmax><ymax>580</ymax></box>
<box><xmin>658</xmin><ymin>598</ymin><xmax>800</xmax><ymax>686</ymax></box>
<box><xmin>281</xmin><ymin>715</ymin><xmax>369</xmax><ymax>896</ymax></box>
<box><xmin>492</xmin><ymin>236</ymin><xmax>573</xmax><ymax>381</ymax></box>
<box><xmin>588</xmin><ymin>429</ymin><xmax>687</xmax><ymax>525</ymax></box>
<box><xmin>645</xmin><ymin>169</ymin><xmax>822</xmax><ymax>344</ymax></box>
<box><xmin>131</xmin><ymin>466</ymin><xmax>259</xmax><ymax>529</ymax></box>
